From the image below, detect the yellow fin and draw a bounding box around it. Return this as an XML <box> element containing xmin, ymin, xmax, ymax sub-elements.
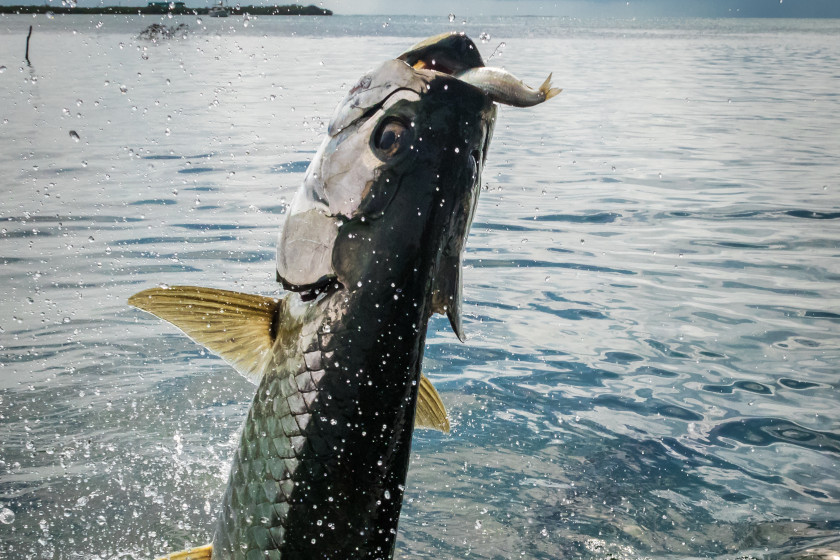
<box><xmin>157</xmin><ymin>544</ymin><xmax>212</xmax><ymax>560</ymax></box>
<box><xmin>415</xmin><ymin>374</ymin><xmax>450</xmax><ymax>433</ymax></box>
<box><xmin>539</xmin><ymin>72</ymin><xmax>563</xmax><ymax>101</ymax></box>
<box><xmin>128</xmin><ymin>286</ymin><xmax>280</xmax><ymax>382</ymax></box>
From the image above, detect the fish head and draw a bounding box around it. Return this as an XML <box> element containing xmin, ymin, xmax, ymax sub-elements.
<box><xmin>277</xmin><ymin>33</ymin><xmax>496</xmax><ymax>339</ymax></box>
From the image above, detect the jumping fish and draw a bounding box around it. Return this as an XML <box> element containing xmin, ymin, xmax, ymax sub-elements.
<box><xmin>131</xmin><ymin>32</ymin><xmax>561</xmax><ymax>560</ymax></box>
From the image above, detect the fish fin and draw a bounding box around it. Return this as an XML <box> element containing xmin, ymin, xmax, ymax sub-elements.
<box><xmin>539</xmin><ymin>72</ymin><xmax>563</xmax><ymax>101</ymax></box>
<box><xmin>415</xmin><ymin>374</ymin><xmax>451</xmax><ymax>433</ymax></box>
<box><xmin>156</xmin><ymin>544</ymin><xmax>212</xmax><ymax>560</ymax></box>
<box><xmin>432</xmin><ymin>254</ymin><xmax>465</xmax><ymax>342</ymax></box>
<box><xmin>128</xmin><ymin>286</ymin><xmax>281</xmax><ymax>383</ymax></box>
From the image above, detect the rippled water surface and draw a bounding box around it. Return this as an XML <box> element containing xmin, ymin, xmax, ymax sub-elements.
<box><xmin>1</xmin><ymin>13</ymin><xmax>839</xmax><ymax>560</ymax></box>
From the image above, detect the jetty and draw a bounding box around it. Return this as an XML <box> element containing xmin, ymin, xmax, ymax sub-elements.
<box><xmin>0</xmin><ymin>4</ymin><xmax>332</xmax><ymax>15</ymax></box>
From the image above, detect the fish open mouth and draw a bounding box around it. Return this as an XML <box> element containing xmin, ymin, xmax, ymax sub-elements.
<box><xmin>396</xmin><ymin>32</ymin><xmax>486</xmax><ymax>76</ymax></box>
<box><xmin>397</xmin><ymin>32</ymin><xmax>561</xmax><ymax>108</ymax></box>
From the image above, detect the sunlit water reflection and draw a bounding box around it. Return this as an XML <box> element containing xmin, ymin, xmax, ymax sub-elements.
<box><xmin>1</xmin><ymin>14</ymin><xmax>839</xmax><ymax>560</ymax></box>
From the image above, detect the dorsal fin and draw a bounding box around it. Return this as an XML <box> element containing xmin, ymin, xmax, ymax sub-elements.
<box><xmin>416</xmin><ymin>374</ymin><xmax>451</xmax><ymax>433</ymax></box>
<box><xmin>128</xmin><ymin>286</ymin><xmax>281</xmax><ymax>382</ymax></box>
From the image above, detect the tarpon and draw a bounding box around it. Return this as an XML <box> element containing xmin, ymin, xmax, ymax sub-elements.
<box><xmin>130</xmin><ymin>32</ymin><xmax>560</xmax><ymax>560</ymax></box>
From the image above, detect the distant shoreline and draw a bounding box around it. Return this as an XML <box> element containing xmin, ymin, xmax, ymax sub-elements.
<box><xmin>0</xmin><ymin>4</ymin><xmax>332</xmax><ymax>15</ymax></box>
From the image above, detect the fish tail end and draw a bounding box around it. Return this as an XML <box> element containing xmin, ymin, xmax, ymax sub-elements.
<box><xmin>540</xmin><ymin>73</ymin><xmax>562</xmax><ymax>101</ymax></box>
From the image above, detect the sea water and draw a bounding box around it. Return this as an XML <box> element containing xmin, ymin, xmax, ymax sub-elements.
<box><xmin>0</xmin><ymin>13</ymin><xmax>838</xmax><ymax>559</ymax></box>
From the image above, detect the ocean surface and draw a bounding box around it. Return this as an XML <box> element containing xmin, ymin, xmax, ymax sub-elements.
<box><xmin>1</xmin><ymin>13</ymin><xmax>839</xmax><ymax>560</ymax></box>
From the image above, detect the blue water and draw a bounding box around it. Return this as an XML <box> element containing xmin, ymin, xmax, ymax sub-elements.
<box><xmin>1</xmin><ymin>13</ymin><xmax>839</xmax><ymax>560</ymax></box>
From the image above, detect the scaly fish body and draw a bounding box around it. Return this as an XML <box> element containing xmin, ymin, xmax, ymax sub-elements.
<box><xmin>213</xmin><ymin>284</ymin><xmax>426</xmax><ymax>559</ymax></box>
<box><xmin>132</xmin><ymin>33</ymin><xmax>560</xmax><ymax>560</ymax></box>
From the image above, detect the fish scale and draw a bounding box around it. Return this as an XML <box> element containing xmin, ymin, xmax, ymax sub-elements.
<box><xmin>214</xmin><ymin>334</ymin><xmax>319</xmax><ymax>558</ymax></box>
<box><xmin>213</xmin><ymin>292</ymin><xmax>421</xmax><ymax>559</ymax></box>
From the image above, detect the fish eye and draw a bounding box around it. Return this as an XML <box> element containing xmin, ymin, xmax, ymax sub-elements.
<box><xmin>373</xmin><ymin>119</ymin><xmax>410</xmax><ymax>158</ymax></box>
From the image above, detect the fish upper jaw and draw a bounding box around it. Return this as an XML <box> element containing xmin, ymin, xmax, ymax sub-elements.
<box><xmin>396</xmin><ymin>31</ymin><xmax>485</xmax><ymax>75</ymax></box>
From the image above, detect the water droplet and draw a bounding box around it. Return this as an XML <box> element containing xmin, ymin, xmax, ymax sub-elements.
<box><xmin>475</xmin><ymin>520</ymin><xmax>482</xmax><ymax>529</ymax></box>
<box><xmin>448</xmin><ymin>13</ymin><xmax>455</xmax><ymax>22</ymax></box>
<box><xmin>69</xmin><ymin>130</ymin><xmax>80</xmax><ymax>142</ymax></box>
<box><xmin>119</xmin><ymin>85</ymin><xmax>128</xmax><ymax>94</ymax></box>
<box><xmin>384</xmin><ymin>490</ymin><xmax>391</xmax><ymax>500</ymax></box>
<box><xmin>0</xmin><ymin>66</ymin><xmax>6</xmax><ymax>73</ymax></box>
<box><xmin>0</xmin><ymin>507</ymin><xmax>14</xmax><ymax>524</ymax></box>
<box><xmin>479</xmin><ymin>31</ymin><xmax>491</xmax><ymax>43</ymax></box>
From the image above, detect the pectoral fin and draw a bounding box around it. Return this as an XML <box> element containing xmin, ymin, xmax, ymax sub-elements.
<box><xmin>431</xmin><ymin>254</ymin><xmax>464</xmax><ymax>342</ymax></box>
<box><xmin>128</xmin><ymin>286</ymin><xmax>281</xmax><ymax>383</ymax></box>
<box><xmin>157</xmin><ymin>544</ymin><xmax>212</xmax><ymax>560</ymax></box>
<box><xmin>415</xmin><ymin>374</ymin><xmax>450</xmax><ymax>433</ymax></box>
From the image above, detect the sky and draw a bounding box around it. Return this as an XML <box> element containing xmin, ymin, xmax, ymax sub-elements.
<box><xmin>4</xmin><ymin>0</ymin><xmax>840</xmax><ymax>17</ymax></box>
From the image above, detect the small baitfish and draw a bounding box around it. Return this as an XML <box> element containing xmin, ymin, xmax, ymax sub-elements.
<box><xmin>131</xmin><ymin>32</ymin><xmax>560</xmax><ymax>560</ymax></box>
<box><xmin>454</xmin><ymin>67</ymin><xmax>562</xmax><ymax>107</ymax></box>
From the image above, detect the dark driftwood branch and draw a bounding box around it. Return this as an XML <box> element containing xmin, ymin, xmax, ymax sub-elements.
<box><xmin>25</xmin><ymin>25</ymin><xmax>32</xmax><ymax>65</ymax></box>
